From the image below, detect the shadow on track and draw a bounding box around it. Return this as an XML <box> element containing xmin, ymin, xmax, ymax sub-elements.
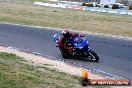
<box><xmin>60</xmin><ymin>55</ymin><xmax>100</xmax><ymax>63</ymax></box>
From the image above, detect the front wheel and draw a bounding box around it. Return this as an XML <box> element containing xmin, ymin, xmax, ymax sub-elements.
<box><xmin>87</xmin><ymin>50</ymin><xmax>99</xmax><ymax>62</ymax></box>
<box><xmin>59</xmin><ymin>47</ymin><xmax>69</xmax><ymax>59</ymax></box>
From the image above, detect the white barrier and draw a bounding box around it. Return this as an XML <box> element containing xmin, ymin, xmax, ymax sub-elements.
<box><xmin>34</xmin><ymin>2</ymin><xmax>132</xmax><ymax>15</ymax></box>
<box><xmin>101</xmin><ymin>9</ymin><xmax>108</xmax><ymax>13</ymax></box>
<box><xmin>83</xmin><ymin>6</ymin><xmax>132</xmax><ymax>15</ymax></box>
<box><xmin>90</xmin><ymin>8</ymin><xmax>99</xmax><ymax>12</ymax></box>
<box><xmin>34</xmin><ymin>2</ymin><xmax>66</xmax><ymax>8</ymax></box>
<box><xmin>128</xmin><ymin>10</ymin><xmax>132</xmax><ymax>15</ymax></box>
<box><xmin>118</xmin><ymin>10</ymin><xmax>128</xmax><ymax>15</ymax></box>
<box><xmin>108</xmin><ymin>9</ymin><xmax>119</xmax><ymax>14</ymax></box>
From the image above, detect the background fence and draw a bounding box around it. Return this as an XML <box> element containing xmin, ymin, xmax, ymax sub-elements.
<box><xmin>82</xmin><ymin>7</ymin><xmax>132</xmax><ymax>15</ymax></box>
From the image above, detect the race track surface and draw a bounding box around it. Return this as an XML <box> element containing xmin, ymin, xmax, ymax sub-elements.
<box><xmin>0</xmin><ymin>23</ymin><xmax>132</xmax><ymax>80</ymax></box>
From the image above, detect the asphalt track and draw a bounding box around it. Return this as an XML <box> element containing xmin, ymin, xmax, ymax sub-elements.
<box><xmin>0</xmin><ymin>23</ymin><xmax>132</xmax><ymax>80</ymax></box>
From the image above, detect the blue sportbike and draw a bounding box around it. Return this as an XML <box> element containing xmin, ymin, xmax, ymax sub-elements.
<box><xmin>53</xmin><ymin>33</ymin><xmax>99</xmax><ymax>62</ymax></box>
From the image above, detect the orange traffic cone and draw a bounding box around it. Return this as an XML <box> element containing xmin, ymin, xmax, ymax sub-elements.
<box><xmin>81</xmin><ymin>68</ymin><xmax>89</xmax><ymax>78</ymax></box>
<box><xmin>80</xmin><ymin>68</ymin><xmax>90</xmax><ymax>86</ymax></box>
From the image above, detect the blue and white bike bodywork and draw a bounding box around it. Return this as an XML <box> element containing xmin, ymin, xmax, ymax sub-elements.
<box><xmin>54</xmin><ymin>34</ymin><xmax>99</xmax><ymax>62</ymax></box>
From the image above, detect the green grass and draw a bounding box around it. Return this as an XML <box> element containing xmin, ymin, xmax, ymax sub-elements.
<box><xmin>0</xmin><ymin>52</ymin><xmax>26</xmax><ymax>61</ymax></box>
<box><xmin>95</xmin><ymin>86</ymin><xmax>111</xmax><ymax>88</ymax></box>
<box><xmin>0</xmin><ymin>0</ymin><xmax>57</xmax><ymax>4</ymax></box>
<box><xmin>0</xmin><ymin>52</ymin><xmax>81</xmax><ymax>88</ymax></box>
<box><xmin>0</xmin><ymin>0</ymin><xmax>132</xmax><ymax>37</ymax></box>
<box><xmin>0</xmin><ymin>0</ymin><xmax>47</xmax><ymax>4</ymax></box>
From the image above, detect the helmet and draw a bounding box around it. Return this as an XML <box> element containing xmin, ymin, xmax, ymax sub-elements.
<box><xmin>62</xmin><ymin>30</ymin><xmax>70</xmax><ymax>37</ymax></box>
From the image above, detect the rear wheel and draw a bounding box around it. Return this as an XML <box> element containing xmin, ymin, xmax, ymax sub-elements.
<box><xmin>88</xmin><ymin>50</ymin><xmax>99</xmax><ymax>62</ymax></box>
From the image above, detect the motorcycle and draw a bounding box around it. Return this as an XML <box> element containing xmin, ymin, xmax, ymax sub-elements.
<box><xmin>53</xmin><ymin>33</ymin><xmax>99</xmax><ymax>62</ymax></box>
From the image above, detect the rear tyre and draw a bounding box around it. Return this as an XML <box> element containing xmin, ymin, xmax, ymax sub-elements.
<box><xmin>88</xmin><ymin>50</ymin><xmax>99</xmax><ymax>62</ymax></box>
<box><xmin>59</xmin><ymin>47</ymin><xmax>69</xmax><ymax>59</ymax></box>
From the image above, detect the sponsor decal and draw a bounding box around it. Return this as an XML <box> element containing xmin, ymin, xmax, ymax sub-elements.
<box><xmin>79</xmin><ymin>68</ymin><xmax>131</xmax><ymax>86</ymax></box>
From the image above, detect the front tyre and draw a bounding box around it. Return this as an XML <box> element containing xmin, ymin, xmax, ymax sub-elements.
<box><xmin>88</xmin><ymin>50</ymin><xmax>99</xmax><ymax>62</ymax></box>
<box><xmin>59</xmin><ymin>47</ymin><xmax>69</xmax><ymax>59</ymax></box>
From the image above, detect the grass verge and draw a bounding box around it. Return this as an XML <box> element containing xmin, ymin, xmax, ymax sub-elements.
<box><xmin>0</xmin><ymin>52</ymin><xmax>81</xmax><ymax>88</ymax></box>
<box><xmin>0</xmin><ymin>0</ymin><xmax>132</xmax><ymax>37</ymax></box>
<box><xmin>0</xmin><ymin>51</ymin><xmax>111</xmax><ymax>88</ymax></box>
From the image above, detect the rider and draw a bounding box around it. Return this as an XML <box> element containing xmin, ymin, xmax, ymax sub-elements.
<box><xmin>58</xmin><ymin>30</ymin><xmax>83</xmax><ymax>52</ymax></box>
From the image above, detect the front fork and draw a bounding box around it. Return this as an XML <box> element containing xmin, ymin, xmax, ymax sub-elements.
<box><xmin>85</xmin><ymin>49</ymin><xmax>96</xmax><ymax>60</ymax></box>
